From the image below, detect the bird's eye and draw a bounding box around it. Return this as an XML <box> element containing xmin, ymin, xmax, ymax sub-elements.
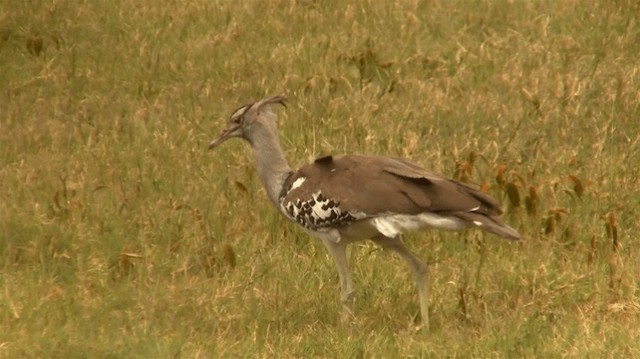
<box><xmin>231</xmin><ymin>116</ymin><xmax>241</xmax><ymax>125</ymax></box>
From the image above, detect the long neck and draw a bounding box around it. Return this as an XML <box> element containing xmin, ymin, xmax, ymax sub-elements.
<box><xmin>249</xmin><ymin>125</ymin><xmax>292</xmax><ymax>206</ymax></box>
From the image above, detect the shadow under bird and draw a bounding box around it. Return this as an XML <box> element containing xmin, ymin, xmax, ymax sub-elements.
<box><xmin>209</xmin><ymin>95</ymin><xmax>520</xmax><ymax>328</ymax></box>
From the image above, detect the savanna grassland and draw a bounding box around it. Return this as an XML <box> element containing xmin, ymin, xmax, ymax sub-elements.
<box><xmin>1</xmin><ymin>0</ymin><xmax>640</xmax><ymax>357</ymax></box>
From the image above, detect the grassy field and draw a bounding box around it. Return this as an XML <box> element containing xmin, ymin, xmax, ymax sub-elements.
<box><xmin>2</xmin><ymin>0</ymin><xmax>639</xmax><ymax>357</ymax></box>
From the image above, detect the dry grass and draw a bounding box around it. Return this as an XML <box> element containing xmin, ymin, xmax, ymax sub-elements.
<box><xmin>1</xmin><ymin>0</ymin><xmax>639</xmax><ymax>357</ymax></box>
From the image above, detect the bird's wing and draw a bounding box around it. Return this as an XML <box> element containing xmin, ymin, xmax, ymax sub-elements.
<box><xmin>283</xmin><ymin>154</ymin><xmax>502</xmax><ymax>217</ymax></box>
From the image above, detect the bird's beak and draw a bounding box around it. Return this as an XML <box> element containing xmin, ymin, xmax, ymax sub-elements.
<box><xmin>208</xmin><ymin>124</ymin><xmax>241</xmax><ymax>149</ymax></box>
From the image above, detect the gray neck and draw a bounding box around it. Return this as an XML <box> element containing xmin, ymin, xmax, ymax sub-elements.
<box><xmin>249</xmin><ymin>125</ymin><xmax>292</xmax><ymax>206</ymax></box>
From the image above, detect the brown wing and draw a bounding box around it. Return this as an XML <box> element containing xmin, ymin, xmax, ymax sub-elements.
<box><xmin>283</xmin><ymin>155</ymin><xmax>501</xmax><ymax>216</ymax></box>
<box><xmin>281</xmin><ymin>154</ymin><xmax>519</xmax><ymax>240</ymax></box>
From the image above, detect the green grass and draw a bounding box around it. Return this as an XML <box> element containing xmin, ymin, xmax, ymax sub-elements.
<box><xmin>2</xmin><ymin>0</ymin><xmax>639</xmax><ymax>357</ymax></box>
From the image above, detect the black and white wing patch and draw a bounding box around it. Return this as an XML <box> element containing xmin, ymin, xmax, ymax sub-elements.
<box><xmin>278</xmin><ymin>176</ymin><xmax>365</xmax><ymax>230</ymax></box>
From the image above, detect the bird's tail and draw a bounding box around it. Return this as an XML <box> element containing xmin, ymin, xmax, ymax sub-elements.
<box><xmin>456</xmin><ymin>212</ymin><xmax>521</xmax><ymax>241</ymax></box>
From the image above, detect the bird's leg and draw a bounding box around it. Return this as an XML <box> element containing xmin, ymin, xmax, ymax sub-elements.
<box><xmin>319</xmin><ymin>237</ymin><xmax>355</xmax><ymax>317</ymax></box>
<box><xmin>372</xmin><ymin>236</ymin><xmax>430</xmax><ymax>329</ymax></box>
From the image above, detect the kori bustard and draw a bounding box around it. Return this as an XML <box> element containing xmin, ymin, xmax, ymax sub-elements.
<box><xmin>209</xmin><ymin>95</ymin><xmax>520</xmax><ymax>327</ymax></box>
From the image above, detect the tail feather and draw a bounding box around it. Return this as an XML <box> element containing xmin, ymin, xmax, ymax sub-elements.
<box><xmin>456</xmin><ymin>212</ymin><xmax>521</xmax><ymax>241</ymax></box>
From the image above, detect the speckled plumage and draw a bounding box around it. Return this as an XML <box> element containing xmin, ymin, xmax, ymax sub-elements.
<box><xmin>279</xmin><ymin>188</ymin><xmax>365</xmax><ymax>231</ymax></box>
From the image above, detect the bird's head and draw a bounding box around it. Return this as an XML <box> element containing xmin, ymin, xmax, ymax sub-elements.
<box><xmin>208</xmin><ymin>95</ymin><xmax>287</xmax><ymax>149</ymax></box>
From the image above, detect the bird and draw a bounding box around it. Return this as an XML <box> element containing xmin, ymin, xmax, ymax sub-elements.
<box><xmin>208</xmin><ymin>95</ymin><xmax>520</xmax><ymax>328</ymax></box>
